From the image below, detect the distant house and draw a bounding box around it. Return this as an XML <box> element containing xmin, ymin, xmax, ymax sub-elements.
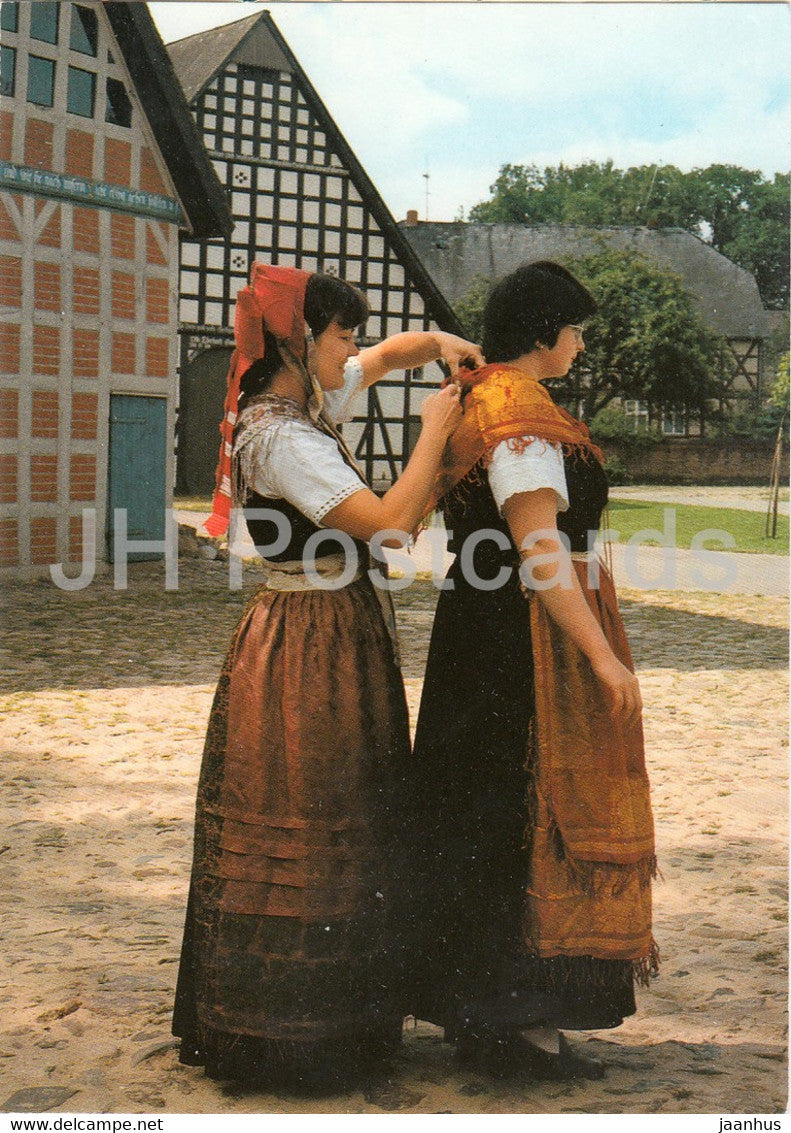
<box><xmin>401</xmin><ymin>220</ymin><xmax>771</xmax><ymax>435</ymax></box>
<box><xmin>166</xmin><ymin>9</ymin><xmax>464</xmax><ymax>494</ymax></box>
<box><xmin>0</xmin><ymin>0</ymin><xmax>231</xmax><ymax>576</ymax></box>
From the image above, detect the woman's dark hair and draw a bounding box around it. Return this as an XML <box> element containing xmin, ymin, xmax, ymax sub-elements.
<box><xmin>304</xmin><ymin>272</ymin><xmax>368</xmax><ymax>337</ymax></box>
<box><xmin>238</xmin><ymin>272</ymin><xmax>369</xmax><ymax>407</ymax></box>
<box><xmin>481</xmin><ymin>261</ymin><xmax>597</xmax><ymax>363</ymax></box>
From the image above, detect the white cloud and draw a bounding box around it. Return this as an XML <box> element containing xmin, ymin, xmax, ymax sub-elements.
<box><xmin>149</xmin><ymin>1</ymin><xmax>790</xmax><ymax>221</ymax></box>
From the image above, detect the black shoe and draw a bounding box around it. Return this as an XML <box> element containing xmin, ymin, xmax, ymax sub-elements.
<box><xmin>486</xmin><ymin>1033</ymin><xmax>605</xmax><ymax>1082</ymax></box>
<box><xmin>519</xmin><ymin>1034</ymin><xmax>605</xmax><ymax>1081</ymax></box>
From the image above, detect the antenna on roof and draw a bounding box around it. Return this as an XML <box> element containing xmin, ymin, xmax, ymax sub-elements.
<box><xmin>423</xmin><ymin>169</ymin><xmax>430</xmax><ymax>221</ymax></box>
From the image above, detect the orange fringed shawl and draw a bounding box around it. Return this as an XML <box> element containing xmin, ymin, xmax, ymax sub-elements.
<box><xmin>425</xmin><ymin>363</ymin><xmax>604</xmax><ymax>514</ymax></box>
<box><xmin>430</xmin><ymin>365</ymin><xmax>658</xmax><ymax>971</ymax></box>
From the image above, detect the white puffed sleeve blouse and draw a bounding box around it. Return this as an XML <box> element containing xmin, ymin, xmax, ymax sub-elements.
<box><xmin>487</xmin><ymin>436</ymin><xmax>570</xmax><ymax>514</ymax></box>
<box><xmin>240</xmin><ymin>358</ymin><xmax>368</xmax><ymax>526</ymax></box>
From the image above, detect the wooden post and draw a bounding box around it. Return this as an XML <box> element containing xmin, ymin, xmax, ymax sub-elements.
<box><xmin>765</xmin><ymin>407</ymin><xmax>787</xmax><ymax>539</ymax></box>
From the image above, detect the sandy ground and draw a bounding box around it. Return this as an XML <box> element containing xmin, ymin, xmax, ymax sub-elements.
<box><xmin>0</xmin><ymin>548</ymin><xmax>788</xmax><ymax>1116</ymax></box>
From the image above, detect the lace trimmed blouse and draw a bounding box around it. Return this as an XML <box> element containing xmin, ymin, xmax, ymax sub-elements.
<box><xmin>237</xmin><ymin>357</ymin><xmax>368</xmax><ymax>527</ymax></box>
<box><xmin>236</xmin><ymin>356</ymin><xmax>570</xmax><ymax>528</ymax></box>
<box><xmin>487</xmin><ymin>436</ymin><xmax>570</xmax><ymax>514</ymax></box>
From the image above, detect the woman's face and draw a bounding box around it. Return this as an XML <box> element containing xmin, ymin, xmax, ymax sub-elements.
<box><xmin>539</xmin><ymin>323</ymin><xmax>585</xmax><ymax>379</ymax></box>
<box><xmin>312</xmin><ymin>319</ymin><xmax>359</xmax><ymax>390</ymax></box>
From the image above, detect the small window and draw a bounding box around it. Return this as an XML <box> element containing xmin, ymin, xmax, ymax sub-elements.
<box><xmin>30</xmin><ymin>1</ymin><xmax>59</xmax><ymax>44</ymax></box>
<box><xmin>105</xmin><ymin>77</ymin><xmax>131</xmax><ymax>127</ymax></box>
<box><xmin>67</xmin><ymin>65</ymin><xmax>95</xmax><ymax>118</ymax></box>
<box><xmin>0</xmin><ymin>44</ymin><xmax>15</xmax><ymax>97</ymax></box>
<box><xmin>624</xmin><ymin>399</ymin><xmax>650</xmax><ymax>433</ymax></box>
<box><xmin>70</xmin><ymin>5</ymin><xmax>98</xmax><ymax>56</ymax></box>
<box><xmin>27</xmin><ymin>55</ymin><xmax>55</xmax><ymax>107</ymax></box>
<box><xmin>0</xmin><ymin>3</ymin><xmax>19</xmax><ymax>34</ymax></box>
<box><xmin>662</xmin><ymin>409</ymin><xmax>686</xmax><ymax>436</ymax></box>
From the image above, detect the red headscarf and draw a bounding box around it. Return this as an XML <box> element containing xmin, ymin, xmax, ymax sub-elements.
<box><xmin>203</xmin><ymin>264</ymin><xmax>312</xmax><ymax>537</ymax></box>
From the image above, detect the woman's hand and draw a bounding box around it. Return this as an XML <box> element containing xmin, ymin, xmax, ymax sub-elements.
<box><xmin>435</xmin><ymin>332</ymin><xmax>485</xmax><ymax>377</ymax></box>
<box><xmin>590</xmin><ymin>651</ymin><xmax>643</xmax><ymax>729</ymax></box>
<box><xmin>420</xmin><ymin>382</ymin><xmax>463</xmax><ymax>440</ymax></box>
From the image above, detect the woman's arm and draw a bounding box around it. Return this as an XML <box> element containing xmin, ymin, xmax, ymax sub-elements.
<box><xmin>357</xmin><ymin>331</ymin><xmax>483</xmax><ymax>389</ymax></box>
<box><xmin>322</xmin><ymin>384</ymin><xmax>461</xmax><ymax>543</ymax></box>
<box><xmin>503</xmin><ymin>487</ymin><xmax>642</xmax><ymax>727</ymax></box>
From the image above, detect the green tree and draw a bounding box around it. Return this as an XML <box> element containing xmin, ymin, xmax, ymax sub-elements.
<box><xmin>453</xmin><ymin>249</ymin><xmax>725</xmax><ymax>423</ymax></box>
<box><xmin>569</xmin><ymin>250</ymin><xmax>725</xmax><ymax>420</ymax></box>
<box><xmin>453</xmin><ymin>273</ymin><xmax>491</xmax><ymax>342</ymax></box>
<box><xmin>469</xmin><ymin>162</ymin><xmax>790</xmax><ymax>308</ymax></box>
<box><xmin>770</xmin><ymin>352</ymin><xmax>789</xmax><ymax>410</ymax></box>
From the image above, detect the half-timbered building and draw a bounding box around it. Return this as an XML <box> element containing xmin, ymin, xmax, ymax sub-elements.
<box><xmin>166</xmin><ymin>10</ymin><xmax>464</xmax><ymax>495</ymax></box>
<box><xmin>0</xmin><ymin>0</ymin><xmax>231</xmax><ymax>575</ymax></box>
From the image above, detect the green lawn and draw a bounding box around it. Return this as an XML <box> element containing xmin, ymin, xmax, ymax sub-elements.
<box><xmin>174</xmin><ymin>495</ymin><xmax>788</xmax><ymax>556</ymax></box>
<box><xmin>604</xmin><ymin>500</ymin><xmax>789</xmax><ymax>555</ymax></box>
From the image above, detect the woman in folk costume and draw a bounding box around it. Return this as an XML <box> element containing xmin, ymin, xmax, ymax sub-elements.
<box><xmin>404</xmin><ymin>261</ymin><xmax>658</xmax><ymax>1080</ymax></box>
<box><xmin>173</xmin><ymin>263</ymin><xmax>481</xmax><ymax>1089</ymax></box>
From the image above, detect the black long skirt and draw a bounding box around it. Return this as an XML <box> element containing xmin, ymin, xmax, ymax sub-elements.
<box><xmin>402</xmin><ymin>555</ymin><xmax>636</xmax><ymax>1042</ymax></box>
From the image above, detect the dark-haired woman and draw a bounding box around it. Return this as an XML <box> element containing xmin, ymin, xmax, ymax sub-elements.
<box><xmin>405</xmin><ymin>261</ymin><xmax>657</xmax><ymax>1080</ymax></box>
<box><xmin>172</xmin><ymin>264</ymin><xmax>481</xmax><ymax>1090</ymax></box>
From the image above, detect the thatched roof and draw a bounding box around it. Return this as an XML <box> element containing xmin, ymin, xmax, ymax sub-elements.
<box><xmin>401</xmin><ymin>222</ymin><xmax>769</xmax><ymax>339</ymax></box>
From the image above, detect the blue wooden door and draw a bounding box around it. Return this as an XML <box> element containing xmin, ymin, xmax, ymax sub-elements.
<box><xmin>107</xmin><ymin>395</ymin><xmax>167</xmax><ymax>561</ymax></box>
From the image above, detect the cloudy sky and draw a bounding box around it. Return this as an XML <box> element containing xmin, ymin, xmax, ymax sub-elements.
<box><xmin>149</xmin><ymin>1</ymin><xmax>790</xmax><ymax>223</ymax></box>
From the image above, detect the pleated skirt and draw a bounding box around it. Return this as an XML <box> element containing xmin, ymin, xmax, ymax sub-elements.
<box><xmin>172</xmin><ymin>575</ymin><xmax>411</xmax><ymax>1087</ymax></box>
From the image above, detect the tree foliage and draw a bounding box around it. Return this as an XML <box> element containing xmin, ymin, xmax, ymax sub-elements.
<box><xmin>468</xmin><ymin>162</ymin><xmax>790</xmax><ymax>309</ymax></box>
<box><xmin>770</xmin><ymin>352</ymin><xmax>789</xmax><ymax>410</ymax></box>
<box><xmin>453</xmin><ymin>249</ymin><xmax>725</xmax><ymax>422</ymax></box>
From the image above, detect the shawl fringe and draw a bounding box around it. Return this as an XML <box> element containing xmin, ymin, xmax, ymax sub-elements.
<box><xmin>546</xmin><ymin>814</ymin><xmax>659</xmax><ymax>898</ymax></box>
<box><xmin>518</xmin><ymin>945</ymin><xmax>660</xmax><ymax>997</ymax></box>
<box><xmin>496</xmin><ymin>434</ymin><xmax>602</xmax><ymax>466</ymax></box>
<box><xmin>633</xmin><ymin>938</ymin><xmax>661</xmax><ymax>987</ymax></box>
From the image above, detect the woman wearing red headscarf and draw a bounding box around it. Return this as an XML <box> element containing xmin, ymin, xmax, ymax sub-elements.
<box><xmin>172</xmin><ymin>264</ymin><xmax>481</xmax><ymax>1090</ymax></box>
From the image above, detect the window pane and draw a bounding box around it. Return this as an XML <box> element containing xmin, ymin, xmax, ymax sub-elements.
<box><xmin>0</xmin><ymin>3</ymin><xmax>19</xmax><ymax>34</ymax></box>
<box><xmin>70</xmin><ymin>5</ymin><xmax>98</xmax><ymax>56</ymax></box>
<box><xmin>67</xmin><ymin>66</ymin><xmax>95</xmax><ymax>118</ymax></box>
<box><xmin>27</xmin><ymin>55</ymin><xmax>55</xmax><ymax>107</ymax></box>
<box><xmin>105</xmin><ymin>77</ymin><xmax>131</xmax><ymax>127</ymax></box>
<box><xmin>30</xmin><ymin>1</ymin><xmax>59</xmax><ymax>44</ymax></box>
<box><xmin>0</xmin><ymin>45</ymin><xmax>15</xmax><ymax>97</ymax></box>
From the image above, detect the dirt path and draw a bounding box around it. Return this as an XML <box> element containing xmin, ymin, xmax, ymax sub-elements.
<box><xmin>0</xmin><ymin>562</ymin><xmax>787</xmax><ymax>1115</ymax></box>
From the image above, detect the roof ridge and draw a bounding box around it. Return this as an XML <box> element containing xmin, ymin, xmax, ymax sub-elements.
<box><xmin>164</xmin><ymin>8</ymin><xmax>262</xmax><ymax>48</ymax></box>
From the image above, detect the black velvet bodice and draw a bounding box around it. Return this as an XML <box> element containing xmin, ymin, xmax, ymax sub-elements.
<box><xmin>444</xmin><ymin>449</ymin><xmax>609</xmax><ymax>571</ymax></box>
<box><xmin>243</xmin><ymin>489</ymin><xmax>367</xmax><ymax>564</ymax></box>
